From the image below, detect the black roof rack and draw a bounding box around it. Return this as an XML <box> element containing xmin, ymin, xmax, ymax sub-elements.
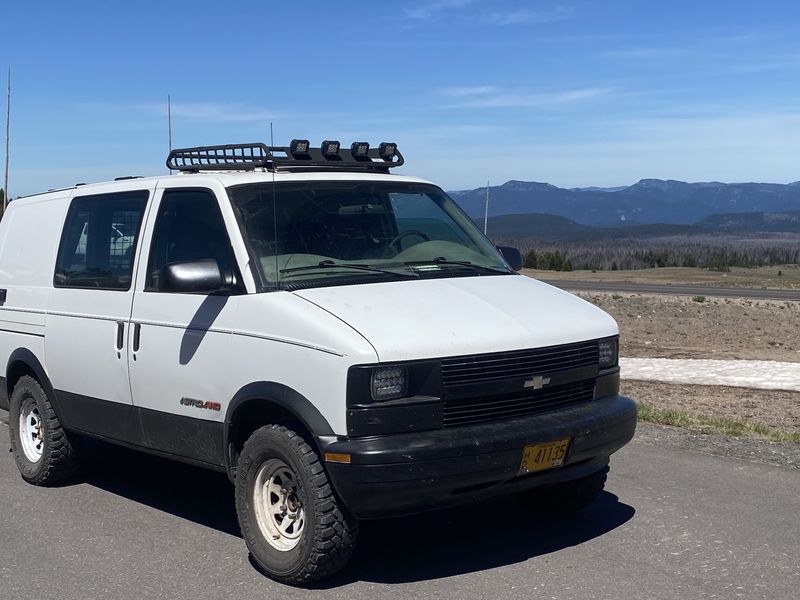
<box><xmin>166</xmin><ymin>140</ymin><xmax>404</xmax><ymax>174</ymax></box>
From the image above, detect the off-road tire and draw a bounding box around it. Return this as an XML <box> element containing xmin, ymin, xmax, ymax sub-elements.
<box><xmin>515</xmin><ymin>466</ymin><xmax>608</xmax><ymax>516</ymax></box>
<box><xmin>235</xmin><ymin>424</ymin><xmax>357</xmax><ymax>585</ymax></box>
<box><xmin>8</xmin><ymin>375</ymin><xmax>80</xmax><ymax>485</ymax></box>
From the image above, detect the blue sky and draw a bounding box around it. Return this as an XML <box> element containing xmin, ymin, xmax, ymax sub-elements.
<box><xmin>3</xmin><ymin>0</ymin><xmax>800</xmax><ymax>196</ymax></box>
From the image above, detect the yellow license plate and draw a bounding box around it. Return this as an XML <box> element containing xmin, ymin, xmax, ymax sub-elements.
<box><xmin>519</xmin><ymin>438</ymin><xmax>570</xmax><ymax>475</ymax></box>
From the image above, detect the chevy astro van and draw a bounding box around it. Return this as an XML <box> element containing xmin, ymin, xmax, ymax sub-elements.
<box><xmin>0</xmin><ymin>141</ymin><xmax>636</xmax><ymax>584</ymax></box>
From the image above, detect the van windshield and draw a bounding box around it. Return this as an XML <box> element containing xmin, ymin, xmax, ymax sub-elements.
<box><xmin>228</xmin><ymin>181</ymin><xmax>512</xmax><ymax>289</ymax></box>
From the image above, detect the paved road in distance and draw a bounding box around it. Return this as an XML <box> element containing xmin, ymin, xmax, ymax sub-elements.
<box><xmin>1</xmin><ymin>416</ymin><xmax>798</xmax><ymax>600</ymax></box>
<box><xmin>541</xmin><ymin>279</ymin><xmax>800</xmax><ymax>301</ymax></box>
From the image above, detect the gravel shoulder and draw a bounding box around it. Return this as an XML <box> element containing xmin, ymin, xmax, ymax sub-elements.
<box><xmin>633</xmin><ymin>420</ymin><xmax>800</xmax><ymax>470</ymax></box>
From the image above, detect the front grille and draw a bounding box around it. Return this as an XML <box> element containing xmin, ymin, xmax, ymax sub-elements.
<box><xmin>443</xmin><ymin>380</ymin><xmax>595</xmax><ymax>427</ymax></box>
<box><xmin>439</xmin><ymin>340</ymin><xmax>600</xmax><ymax>427</ymax></box>
<box><xmin>440</xmin><ymin>340</ymin><xmax>599</xmax><ymax>388</ymax></box>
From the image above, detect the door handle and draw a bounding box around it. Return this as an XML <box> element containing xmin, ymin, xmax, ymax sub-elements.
<box><xmin>116</xmin><ymin>322</ymin><xmax>125</xmax><ymax>351</ymax></box>
<box><xmin>132</xmin><ymin>323</ymin><xmax>141</xmax><ymax>352</ymax></box>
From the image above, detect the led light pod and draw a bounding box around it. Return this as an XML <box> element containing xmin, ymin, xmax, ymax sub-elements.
<box><xmin>290</xmin><ymin>139</ymin><xmax>310</xmax><ymax>157</ymax></box>
<box><xmin>378</xmin><ymin>142</ymin><xmax>397</xmax><ymax>161</ymax></box>
<box><xmin>351</xmin><ymin>141</ymin><xmax>370</xmax><ymax>159</ymax></box>
<box><xmin>321</xmin><ymin>140</ymin><xmax>341</xmax><ymax>158</ymax></box>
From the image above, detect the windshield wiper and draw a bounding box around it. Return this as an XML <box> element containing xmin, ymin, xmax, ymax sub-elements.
<box><xmin>406</xmin><ymin>258</ymin><xmax>512</xmax><ymax>275</ymax></box>
<box><xmin>280</xmin><ymin>260</ymin><xmax>417</xmax><ymax>279</ymax></box>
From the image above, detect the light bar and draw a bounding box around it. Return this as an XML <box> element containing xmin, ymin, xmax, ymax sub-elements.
<box><xmin>351</xmin><ymin>141</ymin><xmax>370</xmax><ymax>160</ymax></box>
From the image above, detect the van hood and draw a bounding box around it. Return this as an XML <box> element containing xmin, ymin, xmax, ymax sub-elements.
<box><xmin>293</xmin><ymin>275</ymin><xmax>618</xmax><ymax>362</ymax></box>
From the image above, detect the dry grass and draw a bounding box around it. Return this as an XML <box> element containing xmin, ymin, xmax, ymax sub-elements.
<box><xmin>624</xmin><ymin>380</ymin><xmax>800</xmax><ymax>442</ymax></box>
<box><xmin>636</xmin><ymin>404</ymin><xmax>800</xmax><ymax>443</ymax></box>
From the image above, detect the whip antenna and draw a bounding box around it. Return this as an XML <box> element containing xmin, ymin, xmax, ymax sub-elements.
<box><xmin>3</xmin><ymin>67</ymin><xmax>10</xmax><ymax>211</ymax></box>
<box><xmin>483</xmin><ymin>180</ymin><xmax>489</xmax><ymax>235</ymax></box>
<box><xmin>167</xmin><ymin>94</ymin><xmax>173</xmax><ymax>174</ymax></box>
<box><xmin>270</xmin><ymin>122</ymin><xmax>279</xmax><ymax>287</ymax></box>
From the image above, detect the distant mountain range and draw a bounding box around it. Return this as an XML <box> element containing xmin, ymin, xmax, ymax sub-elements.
<box><xmin>476</xmin><ymin>210</ymin><xmax>800</xmax><ymax>241</ymax></box>
<box><xmin>450</xmin><ymin>179</ymin><xmax>800</xmax><ymax>226</ymax></box>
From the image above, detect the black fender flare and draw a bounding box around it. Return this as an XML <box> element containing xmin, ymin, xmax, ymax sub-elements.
<box><xmin>4</xmin><ymin>348</ymin><xmax>60</xmax><ymax>416</ymax></box>
<box><xmin>223</xmin><ymin>382</ymin><xmax>336</xmax><ymax>474</ymax></box>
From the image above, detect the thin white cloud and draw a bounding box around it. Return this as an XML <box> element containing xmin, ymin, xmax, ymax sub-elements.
<box><xmin>604</xmin><ymin>46</ymin><xmax>688</xmax><ymax>60</ymax></box>
<box><xmin>441</xmin><ymin>86</ymin><xmax>614</xmax><ymax>109</ymax></box>
<box><xmin>723</xmin><ymin>54</ymin><xmax>800</xmax><ymax>74</ymax></box>
<box><xmin>411</xmin><ymin>109</ymin><xmax>800</xmax><ymax>189</ymax></box>
<box><xmin>405</xmin><ymin>0</ymin><xmax>476</xmax><ymax>20</ymax></box>
<box><xmin>487</xmin><ymin>6</ymin><xmax>574</xmax><ymax>26</ymax></box>
<box><xmin>142</xmin><ymin>101</ymin><xmax>278</xmax><ymax>123</ymax></box>
<box><xmin>440</xmin><ymin>85</ymin><xmax>500</xmax><ymax>97</ymax></box>
<box><xmin>406</xmin><ymin>1</ymin><xmax>575</xmax><ymax>26</ymax></box>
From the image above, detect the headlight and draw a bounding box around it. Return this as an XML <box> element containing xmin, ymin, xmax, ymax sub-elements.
<box><xmin>598</xmin><ymin>338</ymin><xmax>619</xmax><ymax>368</ymax></box>
<box><xmin>370</xmin><ymin>367</ymin><xmax>408</xmax><ymax>401</ymax></box>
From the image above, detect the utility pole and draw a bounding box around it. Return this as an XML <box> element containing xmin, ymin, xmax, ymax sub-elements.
<box><xmin>3</xmin><ymin>67</ymin><xmax>10</xmax><ymax>212</ymax></box>
<box><xmin>483</xmin><ymin>180</ymin><xmax>489</xmax><ymax>235</ymax></box>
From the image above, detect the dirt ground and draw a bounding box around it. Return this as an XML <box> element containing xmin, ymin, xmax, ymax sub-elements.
<box><xmin>524</xmin><ymin>265</ymin><xmax>800</xmax><ymax>289</ymax></box>
<box><xmin>622</xmin><ymin>380</ymin><xmax>800</xmax><ymax>435</ymax></box>
<box><xmin>578</xmin><ymin>292</ymin><xmax>800</xmax><ymax>362</ymax></box>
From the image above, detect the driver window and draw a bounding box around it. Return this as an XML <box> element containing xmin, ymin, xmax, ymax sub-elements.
<box><xmin>146</xmin><ymin>189</ymin><xmax>237</xmax><ymax>292</ymax></box>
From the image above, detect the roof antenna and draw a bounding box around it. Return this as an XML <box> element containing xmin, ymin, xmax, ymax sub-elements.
<box><xmin>167</xmin><ymin>94</ymin><xmax>173</xmax><ymax>174</ymax></box>
<box><xmin>270</xmin><ymin>122</ymin><xmax>279</xmax><ymax>286</ymax></box>
<box><xmin>3</xmin><ymin>67</ymin><xmax>10</xmax><ymax>212</ymax></box>
<box><xmin>483</xmin><ymin>180</ymin><xmax>490</xmax><ymax>235</ymax></box>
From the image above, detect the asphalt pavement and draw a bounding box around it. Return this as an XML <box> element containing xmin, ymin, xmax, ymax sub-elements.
<box><xmin>541</xmin><ymin>279</ymin><xmax>800</xmax><ymax>301</ymax></box>
<box><xmin>0</xmin><ymin>413</ymin><xmax>798</xmax><ymax>600</ymax></box>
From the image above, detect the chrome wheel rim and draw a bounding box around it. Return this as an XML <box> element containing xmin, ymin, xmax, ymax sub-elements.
<box><xmin>19</xmin><ymin>398</ymin><xmax>44</xmax><ymax>463</ymax></box>
<box><xmin>253</xmin><ymin>459</ymin><xmax>305</xmax><ymax>551</ymax></box>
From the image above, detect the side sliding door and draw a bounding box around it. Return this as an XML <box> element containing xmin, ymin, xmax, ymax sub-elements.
<box><xmin>45</xmin><ymin>188</ymin><xmax>151</xmax><ymax>443</ymax></box>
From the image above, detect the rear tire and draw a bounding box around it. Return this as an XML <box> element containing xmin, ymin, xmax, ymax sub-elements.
<box><xmin>515</xmin><ymin>466</ymin><xmax>608</xmax><ymax>516</ymax></box>
<box><xmin>8</xmin><ymin>375</ymin><xmax>80</xmax><ymax>485</ymax></box>
<box><xmin>235</xmin><ymin>425</ymin><xmax>357</xmax><ymax>585</ymax></box>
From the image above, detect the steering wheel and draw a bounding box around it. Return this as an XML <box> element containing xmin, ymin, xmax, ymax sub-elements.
<box><xmin>387</xmin><ymin>230</ymin><xmax>430</xmax><ymax>252</ymax></box>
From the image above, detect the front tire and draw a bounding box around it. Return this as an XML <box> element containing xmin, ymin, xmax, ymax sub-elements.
<box><xmin>235</xmin><ymin>425</ymin><xmax>357</xmax><ymax>585</ymax></box>
<box><xmin>8</xmin><ymin>375</ymin><xmax>80</xmax><ymax>485</ymax></box>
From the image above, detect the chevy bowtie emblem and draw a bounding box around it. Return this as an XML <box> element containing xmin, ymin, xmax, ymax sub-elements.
<box><xmin>524</xmin><ymin>375</ymin><xmax>551</xmax><ymax>390</ymax></box>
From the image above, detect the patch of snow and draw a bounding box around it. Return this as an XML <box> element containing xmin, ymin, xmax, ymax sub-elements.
<box><xmin>620</xmin><ymin>358</ymin><xmax>800</xmax><ymax>392</ymax></box>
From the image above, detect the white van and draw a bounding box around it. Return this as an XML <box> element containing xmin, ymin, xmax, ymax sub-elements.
<box><xmin>0</xmin><ymin>141</ymin><xmax>636</xmax><ymax>584</ymax></box>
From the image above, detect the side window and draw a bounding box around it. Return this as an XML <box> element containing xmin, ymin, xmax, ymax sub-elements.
<box><xmin>146</xmin><ymin>188</ymin><xmax>237</xmax><ymax>292</ymax></box>
<box><xmin>54</xmin><ymin>191</ymin><xmax>149</xmax><ymax>290</ymax></box>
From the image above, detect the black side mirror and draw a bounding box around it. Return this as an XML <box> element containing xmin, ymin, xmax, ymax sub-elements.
<box><xmin>161</xmin><ymin>259</ymin><xmax>224</xmax><ymax>293</ymax></box>
<box><xmin>496</xmin><ymin>246</ymin><xmax>523</xmax><ymax>271</ymax></box>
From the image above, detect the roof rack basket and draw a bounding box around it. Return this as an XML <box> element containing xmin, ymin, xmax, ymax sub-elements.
<box><xmin>167</xmin><ymin>143</ymin><xmax>271</xmax><ymax>172</ymax></box>
<box><xmin>166</xmin><ymin>141</ymin><xmax>404</xmax><ymax>173</ymax></box>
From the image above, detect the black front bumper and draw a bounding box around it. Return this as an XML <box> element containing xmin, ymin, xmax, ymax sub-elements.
<box><xmin>318</xmin><ymin>394</ymin><xmax>637</xmax><ymax>519</ymax></box>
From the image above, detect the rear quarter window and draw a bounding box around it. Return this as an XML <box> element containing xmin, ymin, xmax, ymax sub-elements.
<box><xmin>54</xmin><ymin>191</ymin><xmax>149</xmax><ymax>290</ymax></box>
